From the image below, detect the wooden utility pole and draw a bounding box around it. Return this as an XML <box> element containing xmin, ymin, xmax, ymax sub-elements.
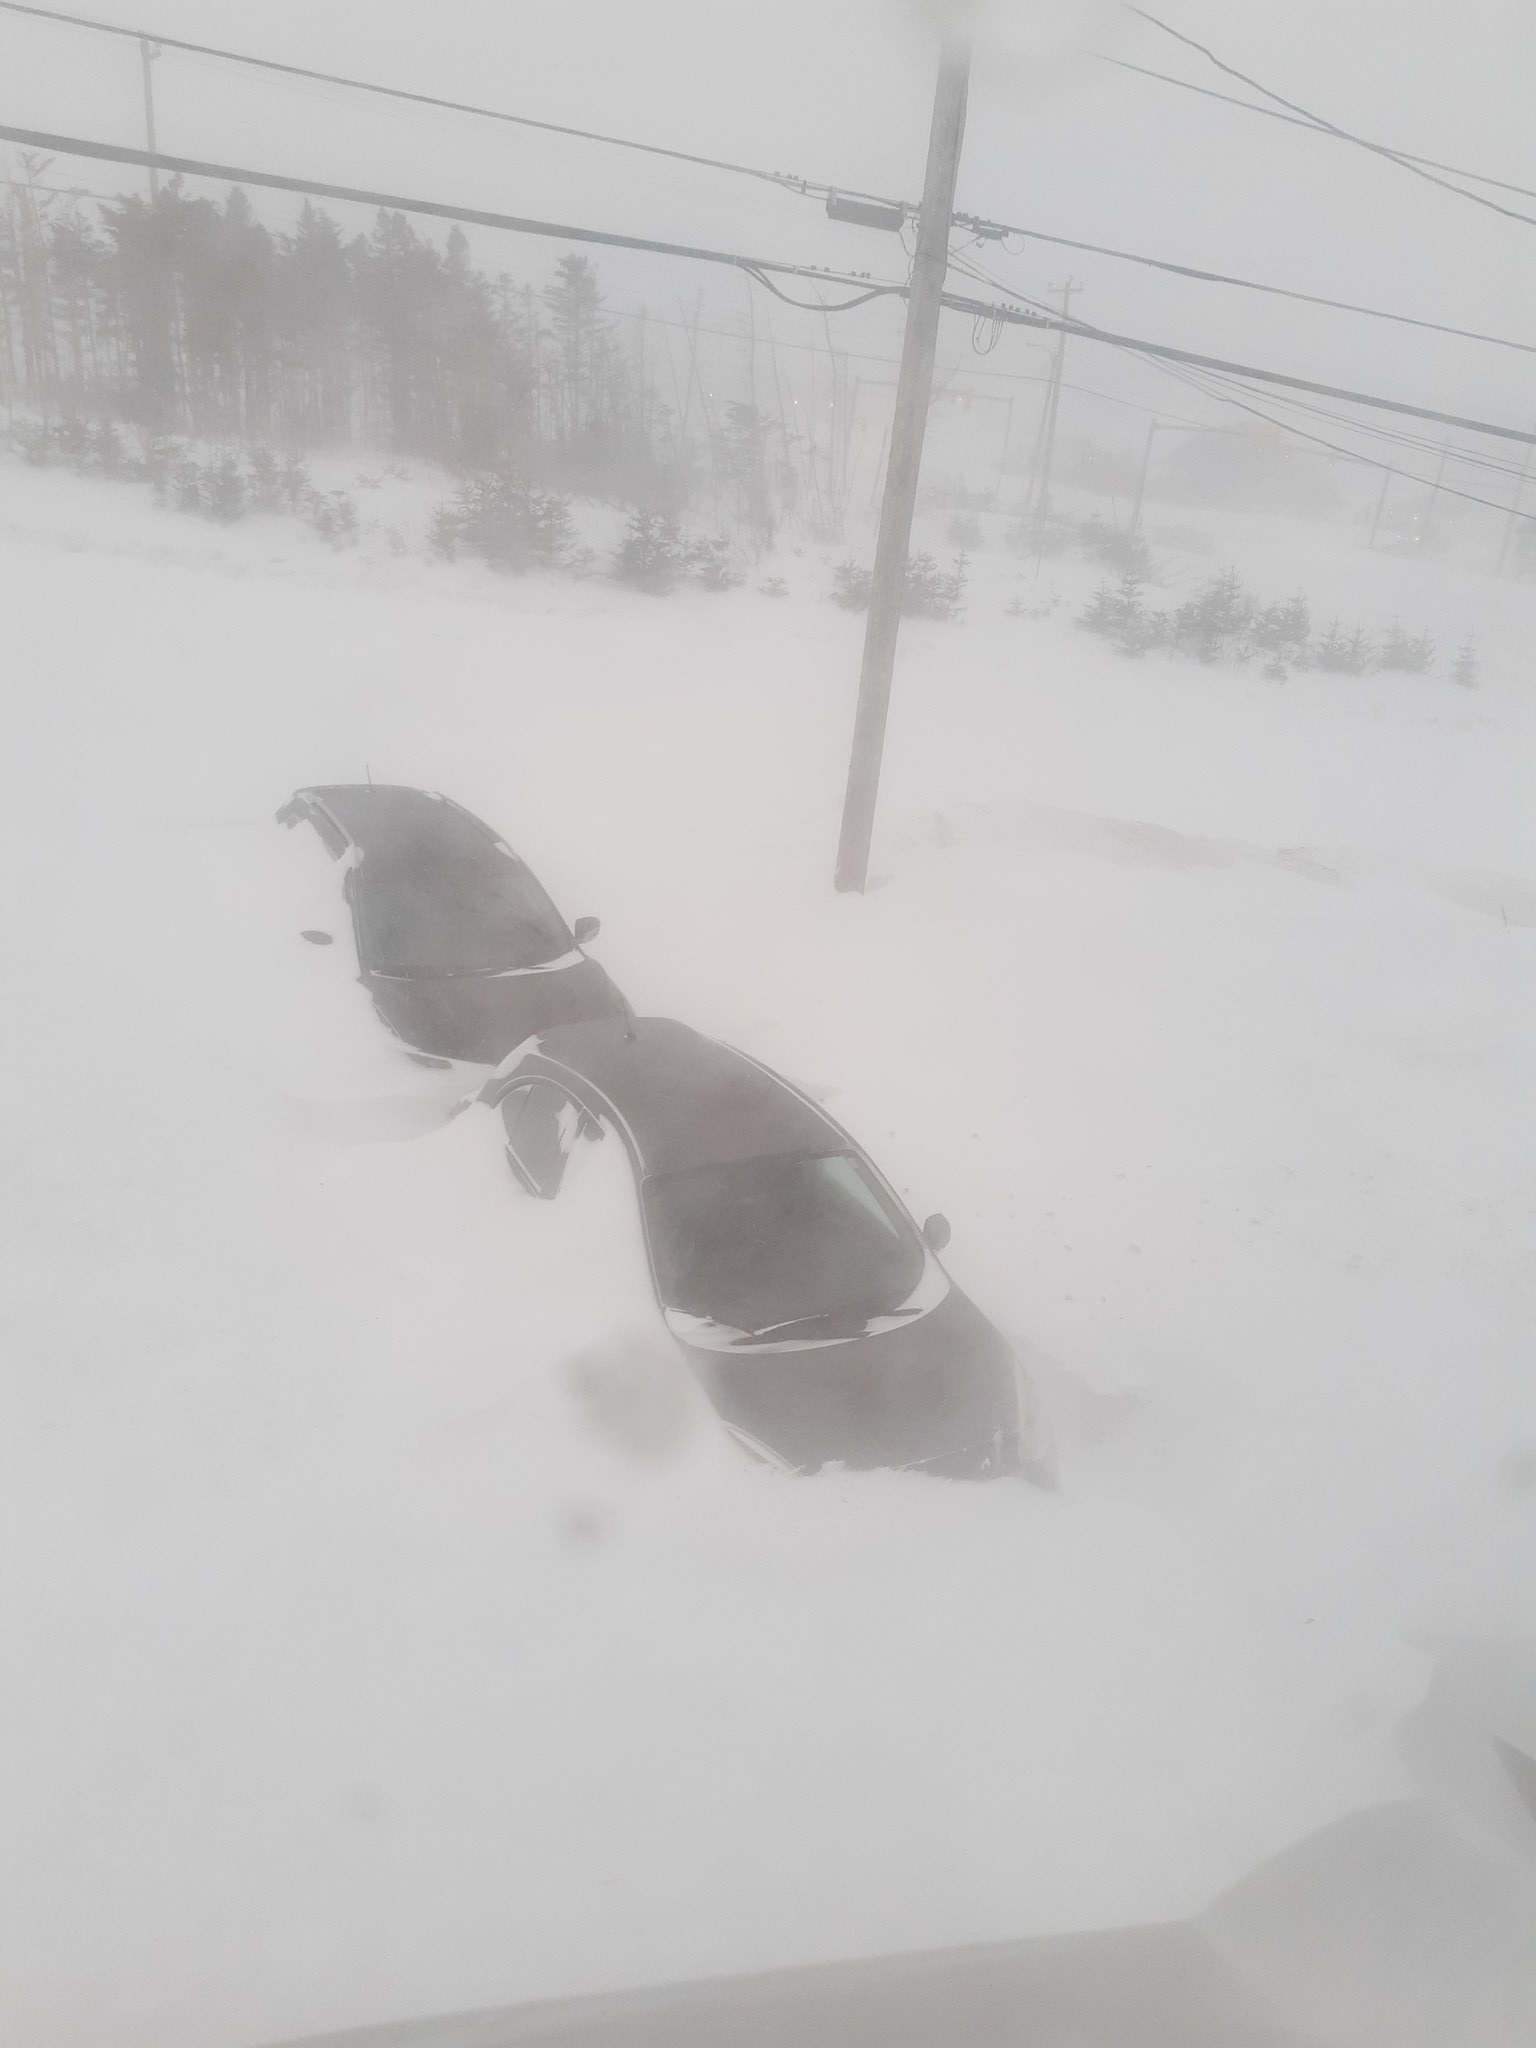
<box><xmin>1367</xmin><ymin>465</ymin><xmax>1391</xmax><ymax>548</ymax></box>
<box><xmin>1030</xmin><ymin>277</ymin><xmax>1076</xmax><ymax>534</ymax></box>
<box><xmin>135</xmin><ymin>36</ymin><xmax>176</xmax><ymax>428</ymax></box>
<box><xmin>834</xmin><ymin>36</ymin><xmax>969</xmax><ymax>895</ymax></box>
<box><xmin>676</xmin><ymin>290</ymin><xmax>702</xmax><ymax>445</ymax></box>
<box><xmin>1421</xmin><ymin>436</ymin><xmax>1451</xmax><ymax>548</ymax></box>
<box><xmin>1495</xmin><ymin>428</ymin><xmax>1534</xmax><ymax>576</ymax></box>
<box><xmin>1130</xmin><ymin>417</ymin><xmax>1159</xmax><ymax>535</ymax></box>
<box><xmin>139</xmin><ymin>38</ymin><xmax>161</xmax><ymax>200</ymax></box>
<box><xmin>820</xmin><ymin>305</ymin><xmax>843</xmax><ymax>534</ymax></box>
<box><xmin>868</xmin><ymin>421</ymin><xmax>890</xmax><ymax>509</ymax></box>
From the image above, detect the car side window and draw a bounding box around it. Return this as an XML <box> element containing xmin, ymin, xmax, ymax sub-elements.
<box><xmin>500</xmin><ymin>1081</ymin><xmax>581</xmax><ymax>1198</ymax></box>
<box><xmin>283</xmin><ymin>802</ymin><xmax>347</xmax><ymax>859</ymax></box>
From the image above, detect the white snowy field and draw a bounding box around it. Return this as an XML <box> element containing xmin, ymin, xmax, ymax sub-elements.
<box><xmin>1</xmin><ymin>455</ymin><xmax>1534</xmax><ymax>2048</ymax></box>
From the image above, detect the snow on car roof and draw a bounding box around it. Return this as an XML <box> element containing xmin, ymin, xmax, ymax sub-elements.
<box><xmin>295</xmin><ymin>784</ymin><xmax>506</xmax><ymax>866</ymax></box>
<box><xmin>524</xmin><ymin>1016</ymin><xmax>842</xmax><ymax>1177</ymax></box>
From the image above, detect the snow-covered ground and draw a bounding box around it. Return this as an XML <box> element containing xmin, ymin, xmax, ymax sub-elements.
<box><xmin>2</xmin><ymin>452</ymin><xmax>1534</xmax><ymax>2048</ymax></box>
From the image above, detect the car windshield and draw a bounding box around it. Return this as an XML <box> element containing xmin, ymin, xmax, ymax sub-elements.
<box><xmin>356</xmin><ymin>861</ymin><xmax>571</xmax><ymax>977</ymax></box>
<box><xmin>643</xmin><ymin>1150</ymin><xmax>924</xmax><ymax>1335</ymax></box>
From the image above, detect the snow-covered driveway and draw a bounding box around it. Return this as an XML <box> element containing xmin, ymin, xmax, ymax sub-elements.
<box><xmin>2</xmin><ymin>465</ymin><xmax>1533</xmax><ymax>2047</ymax></box>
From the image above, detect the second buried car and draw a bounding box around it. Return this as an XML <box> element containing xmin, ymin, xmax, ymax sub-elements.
<box><xmin>479</xmin><ymin>1016</ymin><xmax>1052</xmax><ymax>1481</ymax></box>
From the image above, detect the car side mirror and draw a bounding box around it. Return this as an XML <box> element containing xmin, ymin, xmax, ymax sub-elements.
<box><xmin>572</xmin><ymin>915</ymin><xmax>601</xmax><ymax>946</ymax></box>
<box><xmin>922</xmin><ymin>1213</ymin><xmax>951</xmax><ymax>1252</ymax></box>
<box><xmin>300</xmin><ymin>929</ymin><xmax>334</xmax><ymax>945</ymax></box>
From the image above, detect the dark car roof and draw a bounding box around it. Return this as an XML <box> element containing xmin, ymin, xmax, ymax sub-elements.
<box><xmin>522</xmin><ymin>1017</ymin><xmax>844</xmax><ymax>1177</ymax></box>
<box><xmin>290</xmin><ymin>785</ymin><xmax>509</xmax><ymax>867</ymax></box>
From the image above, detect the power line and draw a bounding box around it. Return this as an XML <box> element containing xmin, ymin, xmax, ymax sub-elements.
<box><xmin>1181</xmin><ymin>368</ymin><xmax>1535</xmax><ymax>483</ymax></box>
<box><xmin>1102</xmin><ymin>343</ymin><xmax>1536</xmax><ymax>525</ymax></box>
<box><xmin>947</xmin><ymin>249</ymin><xmax>1536</xmax><ymax>484</ymax></box>
<box><xmin>1163</xmin><ymin>352</ymin><xmax>1523</xmax><ymax>483</ymax></box>
<box><xmin>947</xmin><ymin>257</ymin><xmax>1536</xmax><ymax>519</ymax></box>
<box><xmin>1152</xmin><ymin>360</ymin><xmax>1531</xmax><ymax>488</ymax></box>
<box><xmin>0</xmin><ymin>123</ymin><xmax>903</xmax><ymax>309</ymax></box>
<box><xmin>6</xmin><ymin>0</ymin><xmax>1524</xmax><ymax>367</ymax></box>
<box><xmin>1023</xmin><ymin>324</ymin><xmax>1536</xmax><ymax>521</ymax></box>
<box><xmin>746</xmin><ymin>271</ymin><xmax>893</xmax><ymax>313</ymax></box>
<box><xmin>7</xmin><ymin>0</ymin><xmax>1529</xmax><ymax>366</ymax></box>
<box><xmin>0</xmin><ymin>0</ymin><xmax>878</xmax><ymax>207</ymax></box>
<box><xmin>1127</xmin><ymin>5</ymin><xmax>1536</xmax><ymax>231</ymax></box>
<box><xmin>948</xmin><ymin>211</ymin><xmax>1536</xmax><ymax>359</ymax></box>
<box><xmin>9</xmin><ymin>121</ymin><xmax>1534</xmax><ymax>459</ymax></box>
<box><xmin>0</xmin><ymin>167</ymin><xmax>1208</xmax><ymax>423</ymax></box>
<box><xmin>936</xmin><ymin>268</ymin><xmax>1536</xmax><ymax>449</ymax></box>
<box><xmin>10</xmin><ymin>149</ymin><xmax>1524</xmax><ymax>385</ymax></box>
<box><xmin>1037</xmin><ymin>297</ymin><xmax>1536</xmax><ymax>519</ymax></box>
<box><xmin>602</xmin><ymin>303</ymin><xmax>1215</xmax><ymax>418</ymax></box>
<box><xmin>1136</xmin><ymin>352</ymin><xmax>1536</xmax><ymax>523</ymax></box>
<box><xmin>1095</xmin><ymin>52</ymin><xmax>1536</xmax><ymax>204</ymax></box>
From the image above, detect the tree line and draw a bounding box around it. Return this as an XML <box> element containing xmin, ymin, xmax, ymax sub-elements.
<box><xmin>0</xmin><ymin>158</ymin><xmax>963</xmax><ymax>549</ymax></box>
<box><xmin>0</xmin><ymin>158</ymin><xmax>717</xmax><ymax>510</ymax></box>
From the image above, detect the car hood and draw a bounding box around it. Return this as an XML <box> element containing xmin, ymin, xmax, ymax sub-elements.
<box><xmin>366</xmin><ymin>954</ymin><xmax>625</xmax><ymax>1065</ymax></box>
<box><xmin>661</xmin><ymin>1253</ymin><xmax>950</xmax><ymax>1353</ymax></box>
<box><xmin>672</xmin><ymin>1280</ymin><xmax>1023</xmax><ymax>1478</ymax></box>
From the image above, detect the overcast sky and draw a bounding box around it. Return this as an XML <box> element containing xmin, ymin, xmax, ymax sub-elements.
<box><xmin>5</xmin><ymin>1</ymin><xmax>1534</xmax><ymax>471</ymax></box>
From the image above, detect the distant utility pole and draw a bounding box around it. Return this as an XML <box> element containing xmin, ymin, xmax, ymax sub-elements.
<box><xmin>139</xmin><ymin>37</ymin><xmax>161</xmax><ymax>199</ymax></box>
<box><xmin>1421</xmin><ymin>436</ymin><xmax>1451</xmax><ymax>548</ymax></box>
<box><xmin>1132</xmin><ymin>421</ymin><xmax>1247</xmax><ymax>533</ymax></box>
<box><xmin>1130</xmin><ymin>417</ymin><xmax>1159</xmax><ymax>535</ymax></box>
<box><xmin>1367</xmin><ymin>465</ymin><xmax>1392</xmax><ymax>548</ymax></box>
<box><xmin>834</xmin><ymin>36</ymin><xmax>969</xmax><ymax>895</ymax></box>
<box><xmin>1495</xmin><ymin>427</ymin><xmax>1535</xmax><ymax>576</ymax></box>
<box><xmin>1029</xmin><ymin>277</ymin><xmax>1076</xmax><ymax>536</ymax></box>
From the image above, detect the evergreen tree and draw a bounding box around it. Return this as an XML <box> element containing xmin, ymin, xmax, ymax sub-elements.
<box><xmin>614</xmin><ymin>507</ymin><xmax>686</xmax><ymax>591</ymax></box>
<box><xmin>543</xmin><ymin>253</ymin><xmax>604</xmax><ymax>448</ymax></box>
<box><xmin>276</xmin><ymin>201</ymin><xmax>354</xmax><ymax>445</ymax></box>
<box><xmin>719</xmin><ymin>401</ymin><xmax>774</xmax><ymax>547</ymax></box>
<box><xmin>1377</xmin><ymin>621</ymin><xmax>1435</xmax><ymax>673</ymax></box>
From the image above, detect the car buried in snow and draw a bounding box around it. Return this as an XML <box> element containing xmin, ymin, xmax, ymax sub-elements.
<box><xmin>477</xmin><ymin>1016</ymin><xmax>1052</xmax><ymax>1481</ymax></box>
<box><xmin>276</xmin><ymin>784</ymin><xmax>625</xmax><ymax>1064</ymax></box>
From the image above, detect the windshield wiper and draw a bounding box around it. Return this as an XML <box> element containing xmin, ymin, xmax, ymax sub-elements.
<box><xmin>456</xmin><ymin>955</ymin><xmax>565</xmax><ymax>978</ymax></box>
<box><xmin>735</xmin><ymin>1303</ymin><xmax>925</xmax><ymax>1344</ymax></box>
<box><xmin>371</xmin><ymin>959</ymin><xmax>541</xmax><ymax>980</ymax></box>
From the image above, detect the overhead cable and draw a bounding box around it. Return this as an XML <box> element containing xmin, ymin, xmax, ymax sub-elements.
<box><xmin>1177</xmin><ymin>366</ymin><xmax>1534</xmax><ymax>482</ymax></box>
<box><xmin>0</xmin><ymin>123</ymin><xmax>902</xmax><ymax>302</ymax></box>
<box><xmin>608</xmin><ymin>305</ymin><xmax>1216</xmax><ymax>419</ymax></box>
<box><xmin>946</xmin><ymin>249</ymin><xmax>1536</xmax><ymax>482</ymax></box>
<box><xmin>1095</xmin><ymin>52</ymin><xmax>1536</xmax><ymax>203</ymax></box>
<box><xmin>948</xmin><ymin>210</ymin><xmax>1536</xmax><ymax>358</ymax></box>
<box><xmin>1137</xmin><ymin>353</ymin><xmax>1536</xmax><ymax>522</ymax></box>
<box><xmin>0</xmin><ymin>0</ymin><xmax>882</xmax><ymax>206</ymax></box>
<box><xmin>935</xmin><ymin>275</ymin><xmax>1536</xmax><ymax>449</ymax></box>
<box><xmin>945</xmin><ymin>257</ymin><xmax>1536</xmax><ymax>517</ymax></box>
<box><xmin>5</xmin><ymin>0</ymin><xmax>1526</xmax><ymax>359</ymax></box>
<box><xmin>1127</xmin><ymin>5</ymin><xmax>1536</xmax><ymax>230</ymax></box>
<box><xmin>7</xmin><ymin>122</ymin><xmax>1532</xmax><ymax>456</ymax></box>
<box><xmin>742</xmin><ymin>269</ymin><xmax>893</xmax><ymax>312</ymax></box>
